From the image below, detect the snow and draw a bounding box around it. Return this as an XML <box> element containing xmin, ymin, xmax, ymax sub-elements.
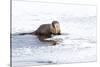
<box><xmin>12</xmin><ymin>0</ymin><xmax>97</xmax><ymax>67</ymax></box>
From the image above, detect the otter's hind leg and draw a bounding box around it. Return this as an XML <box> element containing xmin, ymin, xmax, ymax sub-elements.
<box><xmin>38</xmin><ymin>35</ymin><xmax>57</xmax><ymax>45</ymax></box>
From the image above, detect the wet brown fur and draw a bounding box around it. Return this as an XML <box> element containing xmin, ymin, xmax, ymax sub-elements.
<box><xmin>20</xmin><ymin>21</ymin><xmax>61</xmax><ymax>45</ymax></box>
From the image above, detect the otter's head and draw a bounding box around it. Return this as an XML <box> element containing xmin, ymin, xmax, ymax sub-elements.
<box><xmin>51</xmin><ymin>21</ymin><xmax>61</xmax><ymax>35</ymax></box>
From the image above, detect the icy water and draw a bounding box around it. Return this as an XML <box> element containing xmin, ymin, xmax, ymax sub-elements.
<box><xmin>12</xmin><ymin>0</ymin><xmax>97</xmax><ymax>67</ymax></box>
<box><xmin>12</xmin><ymin>33</ymin><xmax>96</xmax><ymax>67</ymax></box>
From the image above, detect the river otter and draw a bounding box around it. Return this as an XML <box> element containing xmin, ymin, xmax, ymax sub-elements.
<box><xmin>19</xmin><ymin>21</ymin><xmax>61</xmax><ymax>45</ymax></box>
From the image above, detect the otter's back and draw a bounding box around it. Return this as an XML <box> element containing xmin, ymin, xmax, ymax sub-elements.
<box><xmin>35</xmin><ymin>24</ymin><xmax>51</xmax><ymax>35</ymax></box>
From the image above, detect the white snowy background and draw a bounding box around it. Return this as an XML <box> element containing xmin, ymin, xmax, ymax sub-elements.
<box><xmin>12</xmin><ymin>0</ymin><xmax>97</xmax><ymax>67</ymax></box>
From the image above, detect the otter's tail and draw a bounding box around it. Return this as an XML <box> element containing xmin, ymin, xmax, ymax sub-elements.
<box><xmin>18</xmin><ymin>31</ymin><xmax>36</xmax><ymax>35</ymax></box>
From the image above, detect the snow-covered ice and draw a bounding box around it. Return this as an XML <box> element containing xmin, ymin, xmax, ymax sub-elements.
<box><xmin>12</xmin><ymin>0</ymin><xmax>97</xmax><ymax>67</ymax></box>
